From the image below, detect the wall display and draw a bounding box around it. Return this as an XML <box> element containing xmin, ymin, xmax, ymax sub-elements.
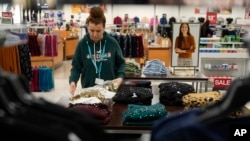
<box><xmin>208</xmin><ymin>6</ymin><xmax>232</xmax><ymax>14</ymax></box>
<box><xmin>171</xmin><ymin>23</ymin><xmax>200</xmax><ymax>67</ymax></box>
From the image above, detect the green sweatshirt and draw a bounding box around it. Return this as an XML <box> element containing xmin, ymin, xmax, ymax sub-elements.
<box><xmin>69</xmin><ymin>32</ymin><xmax>125</xmax><ymax>88</ymax></box>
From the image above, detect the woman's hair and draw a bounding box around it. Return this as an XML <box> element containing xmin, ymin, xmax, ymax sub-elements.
<box><xmin>86</xmin><ymin>7</ymin><xmax>106</xmax><ymax>27</ymax></box>
<box><xmin>177</xmin><ymin>23</ymin><xmax>191</xmax><ymax>48</ymax></box>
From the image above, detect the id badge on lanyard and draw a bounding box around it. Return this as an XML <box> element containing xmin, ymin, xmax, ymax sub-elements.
<box><xmin>87</xmin><ymin>40</ymin><xmax>106</xmax><ymax>85</ymax></box>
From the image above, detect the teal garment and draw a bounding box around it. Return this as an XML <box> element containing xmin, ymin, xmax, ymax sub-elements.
<box><xmin>123</xmin><ymin>103</ymin><xmax>167</xmax><ymax>122</ymax></box>
<box><xmin>69</xmin><ymin>32</ymin><xmax>125</xmax><ymax>88</ymax></box>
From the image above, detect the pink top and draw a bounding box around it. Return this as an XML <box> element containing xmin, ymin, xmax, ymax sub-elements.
<box><xmin>150</xmin><ymin>17</ymin><xmax>159</xmax><ymax>26</ymax></box>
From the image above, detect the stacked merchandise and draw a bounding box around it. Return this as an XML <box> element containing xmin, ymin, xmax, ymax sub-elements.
<box><xmin>143</xmin><ymin>59</ymin><xmax>167</xmax><ymax>75</ymax></box>
<box><xmin>113</xmin><ymin>85</ymin><xmax>153</xmax><ymax>105</ymax></box>
<box><xmin>68</xmin><ymin>85</ymin><xmax>116</xmax><ymax>125</ymax></box>
<box><xmin>0</xmin><ymin>25</ymin><xmax>28</xmax><ymax>47</ymax></box>
<box><xmin>125</xmin><ymin>61</ymin><xmax>141</xmax><ymax>75</ymax></box>
<box><xmin>123</xmin><ymin>103</ymin><xmax>167</xmax><ymax>126</ymax></box>
<box><xmin>159</xmin><ymin>82</ymin><xmax>195</xmax><ymax>106</ymax></box>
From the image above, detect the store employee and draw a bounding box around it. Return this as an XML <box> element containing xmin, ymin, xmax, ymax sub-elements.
<box><xmin>69</xmin><ymin>6</ymin><xmax>125</xmax><ymax>95</ymax></box>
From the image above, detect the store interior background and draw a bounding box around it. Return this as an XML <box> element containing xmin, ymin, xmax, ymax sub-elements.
<box><xmin>1</xmin><ymin>1</ymin><xmax>250</xmax><ymax>140</ymax></box>
<box><xmin>1</xmin><ymin>1</ymin><xmax>250</xmax><ymax>97</ymax></box>
<box><xmin>1</xmin><ymin>1</ymin><xmax>250</xmax><ymax>28</ymax></box>
<box><xmin>1</xmin><ymin>0</ymin><xmax>250</xmax><ymax>99</ymax></box>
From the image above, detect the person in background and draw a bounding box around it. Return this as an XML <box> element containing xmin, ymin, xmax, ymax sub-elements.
<box><xmin>69</xmin><ymin>6</ymin><xmax>125</xmax><ymax>95</ymax></box>
<box><xmin>200</xmin><ymin>20</ymin><xmax>213</xmax><ymax>37</ymax></box>
<box><xmin>174</xmin><ymin>23</ymin><xmax>196</xmax><ymax>66</ymax></box>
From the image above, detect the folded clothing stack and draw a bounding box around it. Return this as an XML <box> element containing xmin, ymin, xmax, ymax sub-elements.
<box><xmin>123</xmin><ymin>103</ymin><xmax>167</xmax><ymax>126</ymax></box>
<box><xmin>159</xmin><ymin>82</ymin><xmax>195</xmax><ymax>106</ymax></box>
<box><xmin>69</xmin><ymin>103</ymin><xmax>112</xmax><ymax>125</ymax></box>
<box><xmin>113</xmin><ymin>85</ymin><xmax>153</xmax><ymax>105</ymax></box>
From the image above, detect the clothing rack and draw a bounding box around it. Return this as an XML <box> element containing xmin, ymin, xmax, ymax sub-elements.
<box><xmin>29</xmin><ymin>31</ymin><xmax>60</xmax><ymax>69</ymax></box>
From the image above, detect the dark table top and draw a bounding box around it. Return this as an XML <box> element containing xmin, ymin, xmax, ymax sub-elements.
<box><xmin>102</xmin><ymin>95</ymin><xmax>184</xmax><ymax>133</ymax></box>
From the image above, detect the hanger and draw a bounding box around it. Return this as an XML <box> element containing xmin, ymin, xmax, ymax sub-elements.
<box><xmin>198</xmin><ymin>75</ymin><xmax>250</xmax><ymax>125</ymax></box>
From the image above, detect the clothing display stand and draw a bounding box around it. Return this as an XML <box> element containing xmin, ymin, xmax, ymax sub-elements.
<box><xmin>29</xmin><ymin>27</ymin><xmax>55</xmax><ymax>71</ymax></box>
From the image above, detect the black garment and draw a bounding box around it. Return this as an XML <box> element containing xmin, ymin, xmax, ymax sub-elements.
<box><xmin>113</xmin><ymin>86</ymin><xmax>153</xmax><ymax>105</ymax></box>
<box><xmin>200</xmin><ymin>24</ymin><xmax>213</xmax><ymax>37</ymax></box>
<box><xmin>18</xmin><ymin>44</ymin><xmax>33</xmax><ymax>81</ymax></box>
<box><xmin>159</xmin><ymin>82</ymin><xmax>195</xmax><ymax>106</ymax></box>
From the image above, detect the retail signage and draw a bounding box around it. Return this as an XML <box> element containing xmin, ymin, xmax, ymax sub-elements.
<box><xmin>213</xmin><ymin>77</ymin><xmax>232</xmax><ymax>89</ymax></box>
<box><xmin>2</xmin><ymin>12</ymin><xmax>12</xmax><ymax>18</ymax></box>
<box><xmin>206</xmin><ymin>12</ymin><xmax>217</xmax><ymax>25</ymax></box>
<box><xmin>1</xmin><ymin>12</ymin><xmax>13</xmax><ymax>24</ymax></box>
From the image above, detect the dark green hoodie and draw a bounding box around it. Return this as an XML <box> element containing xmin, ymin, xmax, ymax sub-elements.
<box><xmin>69</xmin><ymin>32</ymin><xmax>125</xmax><ymax>88</ymax></box>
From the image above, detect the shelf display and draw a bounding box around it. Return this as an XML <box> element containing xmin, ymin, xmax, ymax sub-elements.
<box><xmin>199</xmin><ymin>37</ymin><xmax>249</xmax><ymax>90</ymax></box>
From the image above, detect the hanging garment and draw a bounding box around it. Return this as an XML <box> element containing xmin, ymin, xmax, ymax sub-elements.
<box><xmin>134</xmin><ymin>16</ymin><xmax>140</xmax><ymax>24</ymax></box>
<box><xmin>0</xmin><ymin>45</ymin><xmax>21</xmax><ymax>74</ymax></box>
<box><xmin>18</xmin><ymin>44</ymin><xmax>33</xmax><ymax>81</ymax></box>
<box><xmin>28</xmin><ymin>33</ymin><xmax>41</xmax><ymax>56</ymax></box>
<box><xmin>44</xmin><ymin>34</ymin><xmax>58</xmax><ymax>57</ymax></box>
<box><xmin>160</xmin><ymin>17</ymin><xmax>167</xmax><ymax>25</ymax></box>
<box><xmin>30</xmin><ymin>67</ymin><xmax>40</xmax><ymax>91</ymax></box>
<box><xmin>39</xmin><ymin>66</ymin><xmax>54</xmax><ymax>91</ymax></box>
<box><xmin>113</xmin><ymin>86</ymin><xmax>153</xmax><ymax>105</ymax></box>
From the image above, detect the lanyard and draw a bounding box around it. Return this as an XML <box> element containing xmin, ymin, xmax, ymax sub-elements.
<box><xmin>87</xmin><ymin>40</ymin><xmax>106</xmax><ymax>78</ymax></box>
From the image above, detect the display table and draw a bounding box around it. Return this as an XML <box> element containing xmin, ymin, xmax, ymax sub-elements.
<box><xmin>124</xmin><ymin>71</ymin><xmax>209</xmax><ymax>93</ymax></box>
<box><xmin>103</xmin><ymin>95</ymin><xmax>250</xmax><ymax>134</ymax></box>
<box><xmin>103</xmin><ymin>94</ymin><xmax>184</xmax><ymax>134</ymax></box>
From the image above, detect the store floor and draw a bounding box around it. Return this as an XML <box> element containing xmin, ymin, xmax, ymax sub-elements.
<box><xmin>32</xmin><ymin>59</ymin><xmax>151</xmax><ymax>141</ymax></box>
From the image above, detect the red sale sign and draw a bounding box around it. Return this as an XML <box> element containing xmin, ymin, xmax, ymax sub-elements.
<box><xmin>206</xmin><ymin>12</ymin><xmax>217</xmax><ymax>25</ymax></box>
<box><xmin>2</xmin><ymin>12</ymin><xmax>12</xmax><ymax>18</ymax></box>
<box><xmin>213</xmin><ymin>77</ymin><xmax>232</xmax><ymax>89</ymax></box>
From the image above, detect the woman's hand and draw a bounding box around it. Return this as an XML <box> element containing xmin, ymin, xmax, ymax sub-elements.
<box><xmin>69</xmin><ymin>82</ymin><xmax>76</xmax><ymax>95</ymax></box>
<box><xmin>112</xmin><ymin>78</ymin><xmax>123</xmax><ymax>88</ymax></box>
